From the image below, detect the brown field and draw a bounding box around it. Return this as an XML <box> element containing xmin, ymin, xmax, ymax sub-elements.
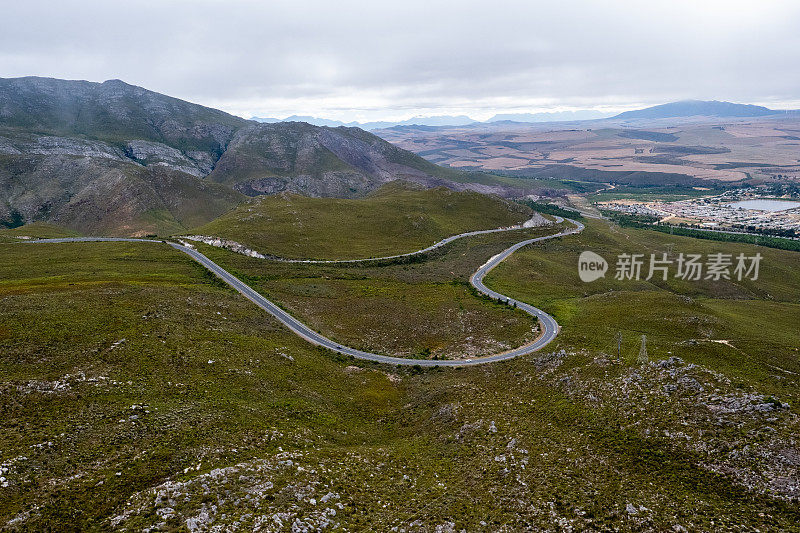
<box><xmin>377</xmin><ymin>116</ymin><xmax>800</xmax><ymax>183</ymax></box>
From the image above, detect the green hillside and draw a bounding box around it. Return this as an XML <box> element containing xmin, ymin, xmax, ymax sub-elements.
<box><xmin>191</xmin><ymin>182</ymin><xmax>533</xmax><ymax>259</ymax></box>
<box><xmin>487</xmin><ymin>218</ymin><xmax>800</xmax><ymax>405</ymax></box>
<box><xmin>0</xmin><ymin>222</ymin><xmax>80</xmax><ymax>241</ymax></box>
<box><xmin>2</xmin><ymin>218</ymin><xmax>799</xmax><ymax>529</ymax></box>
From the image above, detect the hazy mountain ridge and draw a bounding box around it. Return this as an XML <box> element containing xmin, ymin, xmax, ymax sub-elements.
<box><xmin>486</xmin><ymin>110</ymin><xmax>613</xmax><ymax>122</ymax></box>
<box><xmin>253</xmin><ymin>100</ymin><xmax>787</xmax><ymax>131</ymax></box>
<box><xmin>251</xmin><ymin>114</ymin><xmax>477</xmax><ymax>130</ymax></box>
<box><xmin>252</xmin><ymin>112</ymin><xmax>613</xmax><ymax>130</ymax></box>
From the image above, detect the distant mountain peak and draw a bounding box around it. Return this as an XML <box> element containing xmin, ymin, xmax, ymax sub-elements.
<box><xmin>614</xmin><ymin>100</ymin><xmax>776</xmax><ymax>120</ymax></box>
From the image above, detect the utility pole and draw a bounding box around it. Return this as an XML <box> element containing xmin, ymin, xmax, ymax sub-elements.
<box><xmin>615</xmin><ymin>331</ymin><xmax>622</xmax><ymax>362</ymax></box>
<box><xmin>638</xmin><ymin>334</ymin><xmax>648</xmax><ymax>364</ymax></box>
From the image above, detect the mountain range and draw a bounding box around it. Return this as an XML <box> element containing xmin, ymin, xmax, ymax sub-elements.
<box><xmin>254</xmin><ymin>100</ymin><xmax>792</xmax><ymax>130</ymax></box>
<box><xmin>0</xmin><ymin>77</ymin><xmax>481</xmax><ymax>236</ymax></box>
<box><xmin>251</xmin><ymin>111</ymin><xmax>614</xmax><ymax>129</ymax></box>
<box><xmin>251</xmin><ymin>114</ymin><xmax>478</xmax><ymax>130</ymax></box>
<box><xmin>2</xmin><ymin>76</ymin><xmax>794</xmax><ymax>236</ymax></box>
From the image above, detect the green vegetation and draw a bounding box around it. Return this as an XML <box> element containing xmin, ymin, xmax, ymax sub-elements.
<box><xmin>192</xmin><ymin>182</ymin><xmax>532</xmax><ymax>259</ymax></box>
<box><xmin>0</xmin><ymin>241</ymin><xmax>402</xmax><ymax>528</ymax></box>
<box><xmin>500</xmin><ymin>164</ymin><xmax>704</xmax><ymax>187</ymax></box>
<box><xmin>654</xmin><ymin>225</ymin><xmax>800</xmax><ymax>251</ymax></box>
<box><xmin>603</xmin><ymin>210</ymin><xmax>800</xmax><ymax>252</ymax></box>
<box><xmin>603</xmin><ymin>210</ymin><xmax>661</xmax><ymax>226</ymax></box>
<box><xmin>492</xmin><ymin>174</ymin><xmax>610</xmax><ymax>194</ymax></box>
<box><xmin>520</xmin><ymin>199</ymin><xmax>584</xmax><ymax>219</ymax></box>
<box><xmin>588</xmin><ymin>184</ymin><xmax>725</xmax><ymax>204</ymax></box>
<box><xmin>0</xmin><ymin>222</ymin><xmax>80</xmax><ymax>241</ymax></box>
<box><xmin>2</xmin><ymin>218</ymin><xmax>800</xmax><ymax>529</ymax></box>
<box><xmin>191</xmin><ymin>223</ymin><xmax>561</xmax><ymax>360</ymax></box>
<box><xmin>0</xmin><ymin>209</ymin><xmax>24</xmax><ymax>229</ymax></box>
<box><xmin>487</xmin><ymin>218</ymin><xmax>800</xmax><ymax>405</ymax></box>
<box><xmin>254</xmin><ymin>276</ymin><xmax>535</xmax><ymax>359</ymax></box>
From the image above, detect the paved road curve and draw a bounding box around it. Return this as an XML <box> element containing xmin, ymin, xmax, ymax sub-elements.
<box><xmin>27</xmin><ymin>218</ymin><xmax>584</xmax><ymax>367</ymax></box>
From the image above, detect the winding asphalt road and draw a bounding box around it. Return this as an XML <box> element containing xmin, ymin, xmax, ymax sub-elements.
<box><xmin>26</xmin><ymin>218</ymin><xmax>584</xmax><ymax>367</ymax></box>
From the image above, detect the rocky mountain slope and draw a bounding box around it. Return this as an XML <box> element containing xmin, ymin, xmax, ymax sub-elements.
<box><xmin>0</xmin><ymin>77</ymin><xmax>491</xmax><ymax>235</ymax></box>
<box><xmin>207</xmin><ymin>121</ymin><xmax>466</xmax><ymax>197</ymax></box>
<box><xmin>0</xmin><ymin>77</ymin><xmax>247</xmax><ymax>153</ymax></box>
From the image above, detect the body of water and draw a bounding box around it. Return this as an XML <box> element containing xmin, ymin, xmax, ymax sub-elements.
<box><xmin>727</xmin><ymin>199</ymin><xmax>800</xmax><ymax>212</ymax></box>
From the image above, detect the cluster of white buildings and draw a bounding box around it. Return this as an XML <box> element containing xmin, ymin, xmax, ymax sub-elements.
<box><xmin>600</xmin><ymin>190</ymin><xmax>800</xmax><ymax>236</ymax></box>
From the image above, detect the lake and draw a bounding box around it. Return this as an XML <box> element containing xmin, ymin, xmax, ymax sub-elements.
<box><xmin>727</xmin><ymin>199</ymin><xmax>800</xmax><ymax>212</ymax></box>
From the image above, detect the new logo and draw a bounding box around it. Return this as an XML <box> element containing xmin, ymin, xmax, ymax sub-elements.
<box><xmin>578</xmin><ymin>251</ymin><xmax>608</xmax><ymax>282</ymax></box>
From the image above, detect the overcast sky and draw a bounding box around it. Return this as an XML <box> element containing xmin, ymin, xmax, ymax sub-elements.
<box><xmin>2</xmin><ymin>0</ymin><xmax>799</xmax><ymax>121</ymax></box>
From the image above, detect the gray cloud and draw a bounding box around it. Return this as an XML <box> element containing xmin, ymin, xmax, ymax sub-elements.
<box><xmin>2</xmin><ymin>0</ymin><xmax>799</xmax><ymax>120</ymax></box>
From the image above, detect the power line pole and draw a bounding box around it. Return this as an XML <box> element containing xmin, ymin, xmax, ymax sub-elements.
<box><xmin>615</xmin><ymin>331</ymin><xmax>622</xmax><ymax>362</ymax></box>
<box><xmin>638</xmin><ymin>334</ymin><xmax>648</xmax><ymax>364</ymax></box>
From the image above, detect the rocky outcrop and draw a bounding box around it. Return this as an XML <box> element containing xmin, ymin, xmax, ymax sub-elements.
<box><xmin>125</xmin><ymin>140</ymin><xmax>213</xmax><ymax>177</ymax></box>
<box><xmin>0</xmin><ymin>133</ymin><xmax>126</xmax><ymax>161</ymax></box>
<box><xmin>0</xmin><ymin>151</ymin><xmax>242</xmax><ymax>235</ymax></box>
<box><xmin>181</xmin><ymin>235</ymin><xmax>267</xmax><ymax>258</ymax></box>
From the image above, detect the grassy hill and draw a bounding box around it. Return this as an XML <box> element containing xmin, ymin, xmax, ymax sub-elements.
<box><xmin>191</xmin><ymin>182</ymin><xmax>533</xmax><ymax>259</ymax></box>
<box><xmin>0</xmin><ymin>154</ymin><xmax>244</xmax><ymax>236</ymax></box>
<box><xmin>0</xmin><ymin>222</ymin><xmax>80</xmax><ymax>241</ymax></box>
<box><xmin>192</xmin><ymin>222</ymin><xmax>560</xmax><ymax>360</ymax></box>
